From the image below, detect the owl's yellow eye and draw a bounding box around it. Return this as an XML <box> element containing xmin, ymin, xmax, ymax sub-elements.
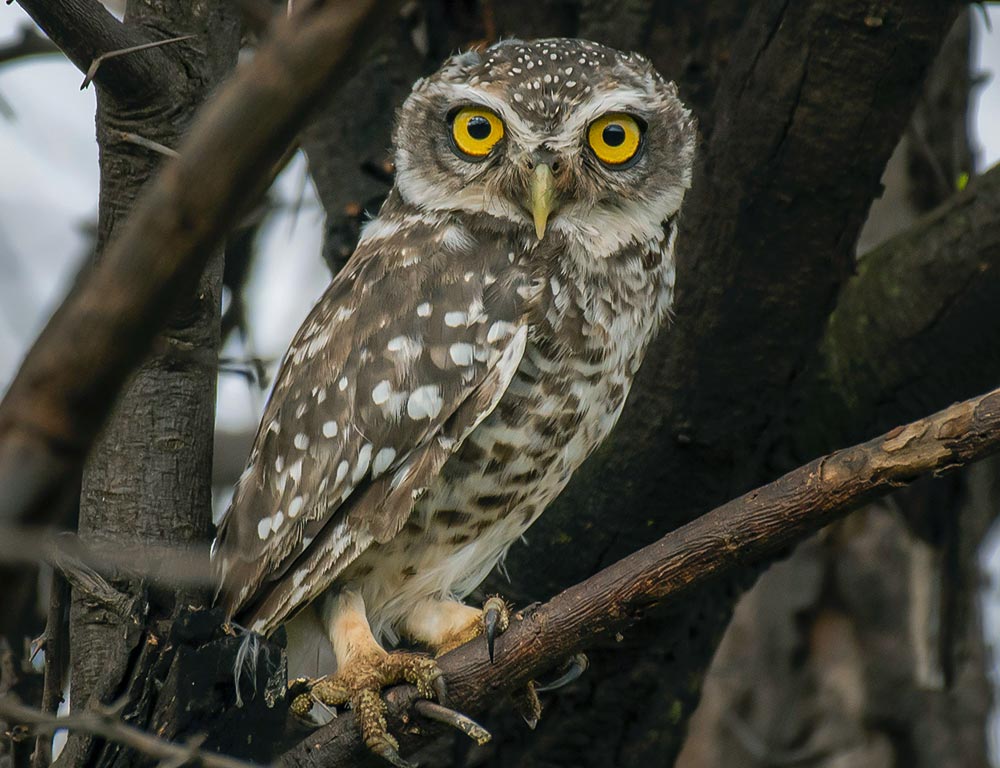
<box><xmin>451</xmin><ymin>106</ymin><xmax>504</xmax><ymax>159</ymax></box>
<box><xmin>587</xmin><ymin>113</ymin><xmax>643</xmax><ymax>166</ymax></box>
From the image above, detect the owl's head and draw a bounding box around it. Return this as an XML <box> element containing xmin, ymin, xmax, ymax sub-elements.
<box><xmin>393</xmin><ymin>38</ymin><xmax>695</xmax><ymax>257</ymax></box>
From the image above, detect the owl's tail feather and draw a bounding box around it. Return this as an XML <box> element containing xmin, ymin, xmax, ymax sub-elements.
<box><xmin>233</xmin><ymin>629</ymin><xmax>261</xmax><ymax>707</ymax></box>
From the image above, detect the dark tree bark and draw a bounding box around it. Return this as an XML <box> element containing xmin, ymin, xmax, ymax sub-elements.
<box><xmin>54</xmin><ymin>3</ymin><xmax>240</xmax><ymax>765</ymax></box>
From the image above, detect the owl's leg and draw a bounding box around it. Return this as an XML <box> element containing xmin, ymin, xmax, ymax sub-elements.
<box><xmin>404</xmin><ymin>596</ymin><xmax>543</xmax><ymax>727</ymax></box>
<box><xmin>290</xmin><ymin>590</ymin><xmax>446</xmax><ymax>768</ymax></box>
<box><xmin>403</xmin><ymin>595</ymin><xmax>510</xmax><ymax>659</ymax></box>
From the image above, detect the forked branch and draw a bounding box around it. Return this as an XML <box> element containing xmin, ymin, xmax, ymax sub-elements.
<box><xmin>282</xmin><ymin>385</ymin><xmax>1000</xmax><ymax>768</ymax></box>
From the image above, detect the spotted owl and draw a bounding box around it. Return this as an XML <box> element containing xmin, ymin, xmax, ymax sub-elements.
<box><xmin>213</xmin><ymin>37</ymin><xmax>694</xmax><ymax>758</ymax></box>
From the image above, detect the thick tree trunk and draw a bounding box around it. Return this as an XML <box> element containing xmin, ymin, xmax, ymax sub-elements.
<box><xmin>62</xmin><ymin>4</ymin><xmax>240</xmax><ymax>766</ymax></box>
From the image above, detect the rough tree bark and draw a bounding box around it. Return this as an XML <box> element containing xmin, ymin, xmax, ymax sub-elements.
<box><xmin>16</xmin><ymin>3</ymin><xmax>242</xmax><ymax>766</ymax></box>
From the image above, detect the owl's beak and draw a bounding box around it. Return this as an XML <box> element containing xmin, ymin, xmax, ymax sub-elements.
<box><xmin>529</xmin><ymin>163</ymin><xmax>557</xmax><ymax>240</ymax></box>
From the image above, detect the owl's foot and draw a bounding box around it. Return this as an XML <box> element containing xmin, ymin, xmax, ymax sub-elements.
<box><xmin>290</xmin><ymin>650</ymin><xmax>488</xmax><ymax>768</ymax></box>
<box><xmin>432</xmin><ymin>595</ymin><xmax>510</xmax><ymax>661</ymax></box>
<box><xmin>537</xmin><ymin>652</ymin><xmax>589</xmax><ymax>693</ymax></box>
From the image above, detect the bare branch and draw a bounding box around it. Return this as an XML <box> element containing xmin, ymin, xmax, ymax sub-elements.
<box><xmin>0</xmin><ymin>0</ymin><xmax>398</xmax><ymax>530</ymax></box>
<box><xmin>0</xmin><ymin>24</ymin><xmax>58</xmax><ymax>67</ymax></box>
<box><xmin>0</xmin><ymin>697</ymin><xmax>264</xmax><ymax>768</ymax></box>
<box><xmin>0</xmin><ymin>530</ymin><xmax>214</xmax><ymax>589</ymax></box>
<box><xmin>79</xmin><ymin>34</ymin><xmax>194</xmax><ymax>90</ymax></box>
<box><xmin>31</xmin><ymin>573</ymin><xmax>69</xmax><ymax>768</ymax></box>
<box><xmin>282</xmin><ymin>384</ymin><xmax>1000</xmax><ymax>768</ymax></box>
<box><xmin>115</xmin><ymin>131</ymin><xmax>181</xmax><ymax>158</ymax></box>
<box><xmin>13</xmin><ymin>0</ymin><xmax>184</xmax><ymax>101</ymax></box>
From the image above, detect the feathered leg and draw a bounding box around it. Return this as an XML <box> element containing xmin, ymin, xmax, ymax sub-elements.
<box><xmin>290</xmin><ymin>590</ymin><xmax>445</xmax><ymax>768</ymax></box>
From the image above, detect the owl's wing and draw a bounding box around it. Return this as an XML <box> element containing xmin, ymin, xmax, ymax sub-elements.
<box><xmin>212</xmin><ymin>220</ymin><xmax>530</xmax><ymax>634</ymax></box>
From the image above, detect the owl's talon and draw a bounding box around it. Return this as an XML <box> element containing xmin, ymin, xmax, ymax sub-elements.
<box><xmin>430</xmin><ymin>672</ymin><xmax>449</xmax><ymax>707</ymax></box>
<box><xmin>481</xmin><ymin>596</ymin><xmax>510</xmax><ymax>663</ymax></box>
<box><xmin>372</xmin><ymin>739</ymin><xmax>416</xmax><ymax>768</ymax></box>
<box><xmin>294</xmin><ymin>651</ymin><xmax>448</xmax><ymax>766</ymax></box>
<box><xmin>536</xmin><ymin>652</ymin><xmax>589</xmax><ymax>692</ymax></box>
<box><xmin>510</xmin><ymin>681</ymin><xmax>542</xmax><ymax>729</ymax></box>
<box><xmin>413</xmin><ymin>700</ymin><xmax>492</xmax><ymax>746</ymax></box>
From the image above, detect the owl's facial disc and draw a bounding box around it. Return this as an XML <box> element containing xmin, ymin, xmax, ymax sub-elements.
<box><xmin>393</xmin><ymin>38</ymin><xmax>696</xmax><ymax>257</ymax></box>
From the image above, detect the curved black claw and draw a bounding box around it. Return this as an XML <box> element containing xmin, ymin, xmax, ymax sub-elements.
<box><xmin>481</xmin><ymin>596</ymin><xmax>509</xmax><ymax>663</ymax></box>
<box><xmin>484</xmin><ymin>609</ymin><xmax>500</xmax><ymax>662</ymax></box>
<box><xmin>536</xmin><ymin>653</ymin><xmax>589</xmax><ymax>693</ymax></box>
<box><xmin>374</xmin><ymin>743</ymin><xmax>416</xmax><ymax>768</ymax></box>
<box><xmin>414</xmin><ymin>700</ymin><xmax>492</xmax><ymax>746</ymax></box>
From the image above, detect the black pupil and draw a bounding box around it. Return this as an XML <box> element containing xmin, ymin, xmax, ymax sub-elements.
<box><xmin>467</xmin><ymin>116</ymin><xmax>492</xmax><ymax>140</ymax></box>
<box><xmin>602</xmin><ymin>124</ymin><xmax>626</xmax><ymax>147</ymax></box>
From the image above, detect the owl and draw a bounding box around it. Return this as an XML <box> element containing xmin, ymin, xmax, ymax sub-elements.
<box><xmin>213</xmin><ymin>38</ymin><xmax>694</xmax><ymax>764</ymax></box>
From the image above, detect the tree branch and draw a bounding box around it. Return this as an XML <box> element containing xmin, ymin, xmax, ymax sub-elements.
<box><xmin>0</xmin><ymin>25</ymin><xmax>58</xmax><ymax>67</ymax></box>
<box><xmin>0</xmin><ymin>0</ymin><xmax>397</xmax><ymax>533</ymax></box>
<box><xmin>793</xmin><ymin>162</ymin><xmax>1000</xmax><ymax>458</ymax></box>
<box><xmin>0</xmin><ymin>697</ymin><xmax>264</xmax><ymax>768</ymax></box>
<box><xmin>12</xmin><ymin>0</ymin><xmax>182</xmax><ymax>101</ymax></box>
<box><xmin>283</xmin><ymin>384</ymin><xmax>1000</xmax><ymax>768</ymax></box>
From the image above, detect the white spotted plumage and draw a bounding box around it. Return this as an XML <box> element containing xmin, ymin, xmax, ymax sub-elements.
<box><xmin>212</xmin><ymin>38</ymin><xmax>694</xmax><ymax>668</ymax></box>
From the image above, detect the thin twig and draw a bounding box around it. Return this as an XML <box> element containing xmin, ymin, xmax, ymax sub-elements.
<box><xmin>0</xmin><ymin>697</ymin><xmax>264</xmax><ymax>768</ymax></box>
<box><xmin>78</xmin><ymin>33</ymin><xmax>191</xmax><ymax>90</ymax></box>
<box><xmin>117</xmin><ymin>132</ymin><xmax>180</xmax><ymax>158</ymax></box>
<box><xmin>15</xmin><ymin>0</ymin><xmax>183</xmax><ymax>100</ymax></box>
<box><xmin>80</xmin><ymin>34</ymin><xmax>194</xmax><ymax>89</ymax></box>
<box><xmin>0</xmin><ymin>530</ymin><xmax>215</xmax><ymax>589</ymax></box>
<box><xmin>31</xmin><ymin>571</ymin><xmax>69</xmax><ymax>768</ymax></box>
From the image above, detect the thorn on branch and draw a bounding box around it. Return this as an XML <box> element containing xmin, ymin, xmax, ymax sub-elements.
<box><xmin>81</xmin><ymin>34</ymin><xmax>195</xmax><ymax>90</ymax></box>
<box><xmin>117</xmin><ymin>131</ymin><xmax>180</xmax><ymax>158</ymax></box>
